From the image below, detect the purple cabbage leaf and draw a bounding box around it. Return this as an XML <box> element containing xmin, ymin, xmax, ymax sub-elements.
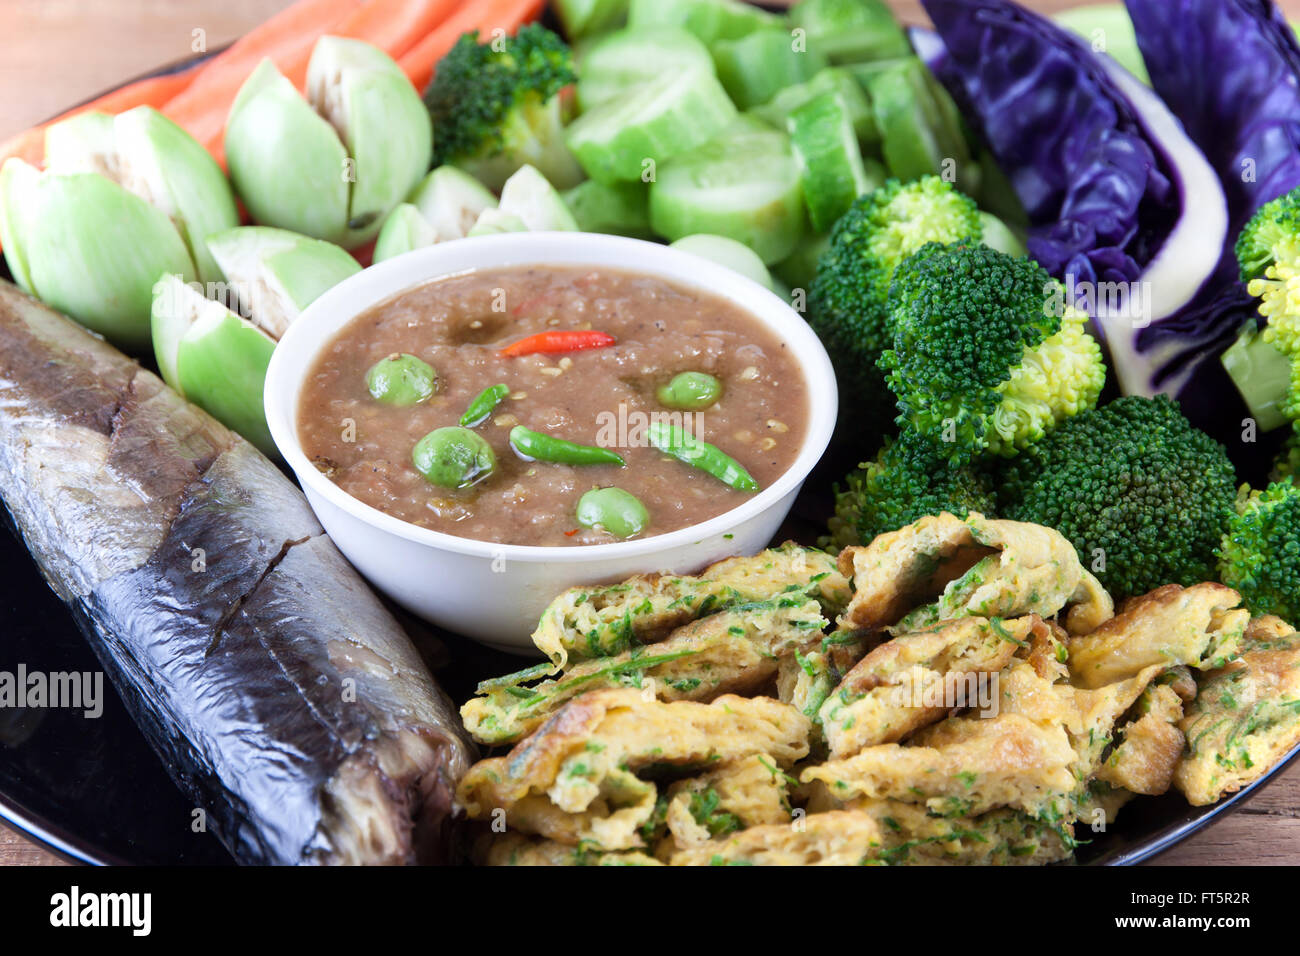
<box><xmin>917</xmin><ymin>0</ymin><xmax>1237</xmax><ymax>431</ymax></box>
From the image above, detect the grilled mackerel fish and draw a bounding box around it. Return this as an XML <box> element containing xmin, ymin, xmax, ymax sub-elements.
<box><xmin>0</xmin><ymin>281</ymin><xmax>473</xmax><ymax>864</ymax></box>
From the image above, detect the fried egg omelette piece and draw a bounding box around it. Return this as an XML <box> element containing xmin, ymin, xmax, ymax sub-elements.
<box><xmin>1067</xmin><ymin>583</ymin><xmax>1248</xmax><ymax>689</ymax></box>
<box><xmin>530</xmin><ymin>543</ymin><xmax>850</xmax><ymax>668</ymax></box>
<box><xmin>1096</xmin><ymin>682</ymin><xmax>1186</xmax><ymax>796</ymax></box>
<box><xmin>838</xmin><ymin>513</ymin><xmax>1111</xmax><ymax>636</ymax></box>
<box><xmin>474</xmin><ymin>833</ymin><xmax>663</xmax><ymax>866</ymax></box>
<box><xmin>1174</xmin><ymin>616</ymin><xmax>1300</xmax><ymax>806</ymax></box>
<box><xmin>803</xmin><ymin>796</ymin><xmax>1074</xmax><ymax>866</ymax></box>
<box><xmin>801</xmin><ymin>712</ymin><xmax>1077</xmax><ymax>817</ymax></box>
<box><xmin>457</xmin><ymin>689</ymin><xmax>811</xmax><ymax>850</ymax></box>
<box><xmin>462</xmin><ymin>597</ymin><xmax>827</xmax><ymax>745</ymax></box>
<box><xmin>668</xmin><ymin>810</ymin><xmax>884</xmax><ymax>865</ymax></box>
<box><xmin>818</xmin><ymin>616</ymin><xmax>1041</xmax><ymax>758</ymax></box>
<box><xmin>658</xmin><ymin>753</ymin><xmax>794</xmax><ymax>853</ymax></box>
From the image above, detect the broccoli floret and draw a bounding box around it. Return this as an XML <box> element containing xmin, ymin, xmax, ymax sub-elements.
<box><xmin>1000</xmin><ymin>396</ymin><xmax>1238</xmax><ymax>601</ymax></box>
<box><xmin>1228</xmin><ymin>186</ymin><xmax>1300</xmax><ymax>425</ymax></box>
<box><xmin>881</xmin><ymin>243</ymin><xmax>1106</xmax><ymax>462</ymax></box>
<box><xmin>424</xmin><ymin>26</ymin><xmax>583</xmax><ymax>191</ymax></box>
<box><xmin>1217</xmin><ymin>480</ymin><xmax>1300</xmax><ymax>623</ymax></box>
<box><xmin>808</xmin><ymin>176</ymin><xmax>982</xmax><ymax>423</ymax></box>
<box><xmin>827</xmin><ymin>429</ymin><xmax>996</xmax><ymax>549</ymax></box>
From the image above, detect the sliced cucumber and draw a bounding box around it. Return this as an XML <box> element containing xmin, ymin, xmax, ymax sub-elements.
<box><xmin>576</xmin><ymin>26</ymin><xmax>713</xmax><ymax>112</ymax></box>
<box><xmin>563</xmin><ymin>179</ymin><xmax>653</xmax><ymax>237</ymax></box>
<box><xmin>496</xmin><ymin>164</ymin><xmax>579</xmax><ymax>231</ymax></box>
<box><xmin>555</xmin><ymin>0</ymin><xmax>629</xmax><ymax>41</ymax></box>
<box><xmin>671</xmin><ymin>234</ymin><xmax>774</xmax><ymax>289</ymax></box>
<box><xmin>628</xmin><ymin>0</ymin><xmax>780</xmax><ymax>47</ymax></box>
<box><xmin>750</xmin><ymin>66</ymin><xmax>879</xmax><ymax>152</ymax></box>
<box><xmin>567</xmin><ymin>68</ymin><xmax>737</xmax><ymax>184</ymax></box>
<box><xmin>867</xmin><ymin>57</ymin><xmax>976</xmax><ymax>191</ymax></box>
<box><xmin>407</xmin><ymin>165</ymin><xmax>498</xmax><ymax>242</ymax></box>
<box><xmin>789</xmin><ymin>91</ymin><xmax>876</xmax><ymax>232</ymax></box>
<box><xmin>773</xmin><ymin>231</ymin><xmax>832</xmax><ymax>291</ymax></box>
<box><xmin>789</xmin><ymin>0</ymin><xmax>910</xmax><ymax>64</ymax></box>
<box><xmin>1053</xmin><ymin>3</ymin><xmax>1149</xmax><ymax>84</ymax></box>
<box><xmin>650</xmin><ymin>122</ymin><xmax>807</xmax><ymax>264</ymax></box>
<box><xmin>374</xmin><ymin>203</ymin><xmax>438</xmax><ymax>263</ymax></box>
<box><xmin>713</xmin><ymin>27</ymin><xmax>828</xmax><ymax>110</ymax></box>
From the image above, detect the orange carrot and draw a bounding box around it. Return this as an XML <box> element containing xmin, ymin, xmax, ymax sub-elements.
<box><xmin>400</xmin><ymin>0</ymin><xmax>546</xmax><ymax>92</ymax></box>
<box><xmin>0</xmin><ymin>71</ymin><xmax>195</xmax><ymax>167</ymax></box>
<box><xmin>334</xmin><ymin>0</ymin><xmax>461</xmax><ymax>59</ymax></box>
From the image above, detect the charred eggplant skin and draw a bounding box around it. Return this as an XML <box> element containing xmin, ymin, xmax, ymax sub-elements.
<box><xmin>0</xmin><ymin>280</ymin><xmax>473</xmax><ymax>865</ymax></box>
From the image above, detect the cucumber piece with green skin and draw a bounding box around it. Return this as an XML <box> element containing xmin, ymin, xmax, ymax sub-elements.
<box><xmin>151</xmin><ymin>273</ymin><xmax>277</xmax><ymax>456</ymax></box>
<box><xmin>788</xmin><ymin>91</ymin><xmax>876</xmax><ymax>232</ymax></box>
<box><xmin>374</xmin><ymin>203</ymin><xmax>438</xmax><ymax>262</ymax></box>
<box><xmin>750</xmin><ymin>66</ymin><xmax>879</xmax><ymax>152</ymax></box>
<box><xmin>567</xmin><ymin>68</ymin><xmax>737</xmax><ymax>184</ymax></box>
<box><xmin>790</xmin><ymin>0</ymin><xmax>910</xmax><ymax>64</ymax></box>
<box><xmin>1053</xmin><ymin>3</ymin><xmax>1149</xmax><ymax>84</ymax></box>
<box><xmin>576</xmin><ymin>26</ymin><xmax>713</xmax><ymax>112</ymax></box>
<box><xmin>713</xmin><ymin>28</ymin><xmax>828</xmax><ymax>110</ymax></box>
<box><xmin>407</xmin><ymin>165</ymin><xmax>498</xmax><ymax>241</ymax></box>
<box><xmin>650</xmin><ymin>123</ymin><xmax>807</xmax><ymax>265</ymax></box>
<box><xmin>867</xmin><ymin>58</ymin><xmax>976</xmax><ymax>192</ymax></box>
<box><xmin>563</xmin><ymin>179</ymin><xmax>653</xmax><ymax>237</ymax></box>
<box><xmin>205</xmin><ymin>225</ymin><xmax>360</xmax><ymax>339</ymax></box>
<box><xmin>555</xmin><ymin>0</ymin><xmax>629</xmax><ymax>40</ymax></box>
<box><xmin>627</xmin><ymin>0</ymin><xmax>780</xmax><ymax>47</ymax></box>
<box><xmin>495</xmin><ymin>164</ymin><xmax>579</xmax><ymax>231</ymax></box>
<box><xmin>468</xmin><ymin>209</ymin><xmax>528</xmax><ymax>236</ymax></box>
<box><xmin>671</xmin><ymin>234</ymin><xmax>774</xmax><ymax>289</ymax></box>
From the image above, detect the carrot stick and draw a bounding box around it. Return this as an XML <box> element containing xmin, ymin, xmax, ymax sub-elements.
<box><xmin>335</xmin><ymin>0</ymin><xmax>461</xmax><ymax>59</ymax></box>
<box><xmin>399</xmin><ymin>0</ymin><xmax>547</xmax><ymax>92</ymax></box>
<box><xmin>0</xmin><ymin>71</ymin><xmax>195</xmax><ymax>167</ymax></box>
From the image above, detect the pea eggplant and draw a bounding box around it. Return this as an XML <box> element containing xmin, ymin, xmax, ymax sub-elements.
<box><xmin>0</xmin><ymin>280</ymin><xmax>473</xmax><ymax>864</ymax></box>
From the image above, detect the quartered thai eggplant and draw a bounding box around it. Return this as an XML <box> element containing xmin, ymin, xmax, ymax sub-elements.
<box><xmin>0</xmin><ymin>279</ymin><xmax>473</xmax><ymax>865</ymax></box>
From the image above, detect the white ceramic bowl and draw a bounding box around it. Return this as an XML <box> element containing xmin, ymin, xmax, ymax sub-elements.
<box><xmin>265</xmin><ymin>233</ymin><xmax>837</xmax><ymax>653</ymax></box>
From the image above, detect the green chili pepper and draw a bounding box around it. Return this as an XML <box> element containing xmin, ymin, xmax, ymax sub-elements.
<box><xmin>576</xmin><ymin>487</ymin><xmax>650</xmax><ymax>538</ymax></box>
<box><xmin>657</xmin><ymin>371</ymin><xmax>722</xmax><ymax>410</ymax></box>
<box><xmin>646</xmin><ymin>421</ymin><xmax>759</xmax><ymax>492</ymax></box>
<box><xmin>509</xmin><ymin>425</ymin><xmax>626</xmax><ymax>467</ymax></box>
<box><xmin>459</xmin><ymin>383</ymin><xmax>510</xmax><ymax>427</ymax></box>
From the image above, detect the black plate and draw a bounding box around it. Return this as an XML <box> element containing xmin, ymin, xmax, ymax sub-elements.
<box><xmin>2</xmin><ymin>15</ymin><xmax>1296</xmax><ymax>867</ymax></box>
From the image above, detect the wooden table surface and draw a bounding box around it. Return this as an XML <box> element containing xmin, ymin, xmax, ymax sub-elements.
<box><xmin>1</xmin><ymin>0</ymin><xmax>1298</xmax><ymax>867</ymax></box>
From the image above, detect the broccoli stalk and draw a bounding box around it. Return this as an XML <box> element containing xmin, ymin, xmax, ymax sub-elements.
<box><xmin>423</xmin><ymin>25</ymin><xmax>583</xmax><ymax>191</ymax></box>
<box><xmin>880</xmin><ymin>242</ymin><xmax>1106</xmax><ymax>462</ymax></box>
<box><xmin>808</xmin><ymin>176</ymin><xmax>983</xmax><ymax>430</ymax></box>
<box><xmin>827</xmin><ymin>429</ymin><xmax>996</xmax><ymax>549</ymax></box>
<box><xmin>1000</xmin><ymin>395</ymin><xmax>1238</xmax><ymax>601</ymax></box>
<box><xmin>1218</xmin><ymin>480</ymin><xmax>1300</xmax><ymax>624</ymax></box>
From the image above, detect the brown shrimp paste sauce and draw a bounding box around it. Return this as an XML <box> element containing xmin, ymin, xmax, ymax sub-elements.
<box><xmin>298</xmin><ymin>266</ymin><xmax>809</xmax><ymax>546</ymax></box>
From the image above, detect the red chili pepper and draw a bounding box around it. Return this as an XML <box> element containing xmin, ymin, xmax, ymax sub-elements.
<box><xmin>564</xmin><ymin>528</ymin><xmax>579</xmax><ymax>536</ymax></box>
<box><xmin>499</xmin><ymin>330</ymin><xmax>616</xmax><ymax>357</ymax></box>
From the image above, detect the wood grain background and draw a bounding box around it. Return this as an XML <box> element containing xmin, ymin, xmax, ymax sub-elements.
<box><xmin>0</xmin><ymin>0</ymin><xmax>1297</xmax><ymax>866</ymax></box>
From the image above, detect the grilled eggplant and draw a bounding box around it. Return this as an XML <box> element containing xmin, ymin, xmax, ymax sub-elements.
<box><xmin>0</xmin><ymin>280</ymin><xmax>473</xmax><ymax>864</ymax></box>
